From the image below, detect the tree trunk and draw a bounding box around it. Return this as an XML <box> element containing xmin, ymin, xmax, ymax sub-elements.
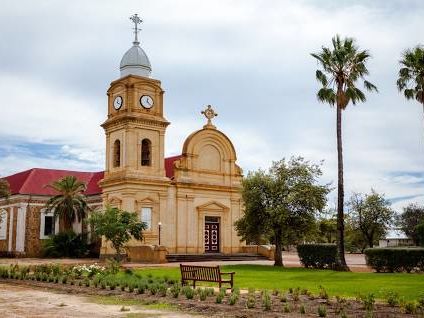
<box><xmin>274</xmin><ymin>230</ymin><xmax>284</xmax><ymax>266</ymax></box>
<box><xmin>335</xmin><ymin>104</ymin><xmax>349</xmax><ymax>271</ymax></box>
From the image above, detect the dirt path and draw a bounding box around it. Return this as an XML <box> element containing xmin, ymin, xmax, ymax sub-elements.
<box><xmin>0</xmin><ymin>282</ymin><xmax>200</xmax><ymax>318</ymax></box>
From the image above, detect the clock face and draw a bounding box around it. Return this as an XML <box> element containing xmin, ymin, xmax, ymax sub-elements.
<box><xmin>140</xmin><ymin>95</ymin><xmax>154</xmax><ymax>109</ymax></box>
<box><xmin>113</xmin><ymin>96</ymin><xmax>123</xmax><ymax>110</ymax></box>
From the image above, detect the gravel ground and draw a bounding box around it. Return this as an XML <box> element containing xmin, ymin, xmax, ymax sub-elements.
<box><xmin>0</xmin><ymin>282</ymin><xmax>201</xmax><ymax>318</ymax></box>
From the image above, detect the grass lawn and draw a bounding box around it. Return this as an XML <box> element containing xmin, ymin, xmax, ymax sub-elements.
<box><xmin>130</xmin><ymin>265</ymin><xmax>424</xmax><ymax>301</ymax></box>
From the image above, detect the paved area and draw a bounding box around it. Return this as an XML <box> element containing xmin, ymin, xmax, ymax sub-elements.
<box><xmin>0</xmin><ymin>252</ymin><xmax>369</xmax><ymax>271</ymax></box>
<box><xmin>0</xmin><ymin>282</ymin><xmax>200</xmax><ymax>318</ymax></box>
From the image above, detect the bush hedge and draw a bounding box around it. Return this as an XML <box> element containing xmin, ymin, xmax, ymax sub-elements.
<box><xmin>42</xmin><ymin>230</ymin><xmax>89</xmax><ymax>258</ymax></box>
<box><xmin>297</xmin><ymin>244</ymin><xmax>337</xmax><ymax>269</ymax></box>
<box><xmin>364</xmin><ymin>248</ymin><xmax>424</xmax><ymax>273</ymax></box>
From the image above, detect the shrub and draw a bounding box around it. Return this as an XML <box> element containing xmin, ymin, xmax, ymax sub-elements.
<box><xmin>149</xmin><ymin>283</ymin><xmax>159</xmax><ymax>295</ymax></box>
<box><xmin>169</xmin><ymin>284</ymin><xmax>181</xmax><ymax>298</ymax></box>
<box><xmin>137</xmin><ymin>282</ymin><xmax>147</xmax><ymax>294</ymax></box>
<box><xmin>385</xmin><ymin>291</ymin><xmax>400</xmax><ymax>307</ymax></box>
<box><xmin>128</xmin><ymin>283</ymin><xmax>135</xmax><ymax>293</ymax></box>
<box><xmin>206</xmin><ymin>287</ymin><xmax>215</xmax><ymax>296</ymax></box>
<box><xmin>105</xmin><ymin>258</ymin><xmax>121</xmax><ymax>275</ymax></box>
<box><xmin>158</xmin><ymin>284</ymin><xmax>167</xmax><ymax>297</ymax></box>
<box><xmin>246</xmin><ymin>289</ymin><xmax>256</xmax><ymax>309</ymax></box>
<box><xmin>198</xmin><ymin>288</ymin><xmax>208</xmax><ymax>301</ymax></box>
<box><xmin>317</xmin><ymin>305</ymin><xmax>327</xmax><ymax>317</ymax></box>
<box><xmin>364</xmin><ymin>248</ymin><xmax>424</xmax><ymax>273</ymax></box>
<box><xmin>42</xmin><ymin>230</ymin><xmax>89</xmax><ymax>258</ymax></box>
<box><xmin>319</xmin><ymin>286</ymin><xmax>329</xmax><ymax>300</ymax></box>
<box><xmin>216</xmin><ymin>289</ymin><xmax>225</xmax><ymax>304</ymax></box>
<box><xmin>182</xmin><ymin>286</ymin><xmax>194</xmax><ymax>299</ymax></box>
<box><xmin>360</xmin><ymin>293</ymin><xmax>375</xmax><ymax>312</ymax></box>
<box><xmin>292</xmin><ymin>288</ymin><xmax>300</xmax><ymax>301</ymax></box>
<box><xmin>228</xmin><ymin>290</ymin><xmax>239</xmax><ymax>305</ymax></box>
<box><xmin>300</xmin><ymin>304</ymin><xmax>306</xmax><ymax>314</ymax></box>
<box><xmin>84</xmin><ymin>278</ymin><xmax>90</xmax><ymax>287</ymax></box>
<box><xmin>262</xmin><ymin>290</ymin><xmax>271</xmax><ymax>311</ymax></box>
<box><xmin>297</xmin><ymin>244</ymin><xmax>337</xmax><ymax>269</ymax></box>
<box><xmin>283</xmin><ymin>303</ymin><xmax>291</xmax><ymax>313</ymax></box>
<box><xmin>417</xmin><ymin>294</ymin><xmax>424</xmax><ymax>308</ymax></box>
<box><xmin>404</xmin><ymin>301</ymin><xmax>417</xmax><ymax>314</ymax></box>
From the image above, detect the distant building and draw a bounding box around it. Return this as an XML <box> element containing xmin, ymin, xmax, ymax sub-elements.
<box><xmin>378</xmin><ymin>229</ymin><xmax>414</xmax><ymax>247</ymax></box>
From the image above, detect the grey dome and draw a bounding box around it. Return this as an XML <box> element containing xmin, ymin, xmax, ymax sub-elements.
<box><xmin>120</xmin><ymin>42</ymin><xmax>152</xmax><ymax>78</ymax></box>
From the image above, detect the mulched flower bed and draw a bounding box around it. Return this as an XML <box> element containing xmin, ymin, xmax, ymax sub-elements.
<box><xmin>1</xmin><ymin>263</ymin><xmax>423</xmax><ymax>317</ymax></box>
<box><xmin>2</xmin><ymin>277</ymin><xmax>422</xmax><ymax>318</ymax></box>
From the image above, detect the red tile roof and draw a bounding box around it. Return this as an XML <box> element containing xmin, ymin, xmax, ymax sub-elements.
<box><xmin>5</xmin><ymin>168</ymin><xmax>104</xmax><ymax>196</ymax></box>
<box><xmin>4</xmin><ymin>156</ymin><xmax>182</xmax><ymax>196</ymax></box>
<box><xmin>165</xmin><ymin>155</ymin><xmax>182</xmax><ymax>179</ymax></box>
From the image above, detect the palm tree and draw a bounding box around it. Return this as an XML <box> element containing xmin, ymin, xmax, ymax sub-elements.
<box><xmin>311</xmin><ymin>35</ymin><xmax>378</xmax><ymax>270</ymax></box>
<box><xmin>0</xmin><ymin>178</ymin><xmax>10</xmax><ymax>199</ymax></box>
<box><xmin>397</xmin><ymin>45</ymin><xmax>424</xmax><ymax>137</ymax></box>
<box><xmin>45</xmin><ymin>176</ymin><xmax>89</xmax><ymax>232</ymax></box>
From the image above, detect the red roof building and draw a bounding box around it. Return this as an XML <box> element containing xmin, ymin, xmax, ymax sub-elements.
<box><xmin>4</xmin><ymin>155</ymin><xmax>181</xmax><ymax>197</ymax></box>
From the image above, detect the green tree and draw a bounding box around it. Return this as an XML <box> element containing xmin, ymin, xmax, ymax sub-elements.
<box><xmin>89</xmin><ymin>206</ymin><xmax>147</xmax><ymax>260</ymax></box>
<box><xmin>416</xmin><ymin>221</ymin><xmax>424</xmax><ymax>247</ymax></box>
<box><xmin>318</xmin><ymin>217</ymin><xmax>338</xmax><ymax>243</ymax></box>
<box><xmin>235</xmin><ymin>157</ymin><xmax>330</xmax><ymax>266</ymax></box>
<box><xmin>397</xmin><ymin>45</ymin><xmax>424</xmax><ymax>137</ymax></box>
<box><xmin>0</xmin><ymin>178</ymin><xmax>10</xmax><ymax>199</ymax></box>
<box><xmin>45</xmin><ymin>176</ymin><xmax>89</xmax><ymax>231</ymax></box>
<box><xmin>397</xmin><ymin>203</ymin><xmax>424</xmax><ymax>245</ymax></box>
<box><xmin>311</xmin><ymin>35</ymin><xmax>377</xmax><ymax>270</ymax></box>
<box><xmin>348</xmin><ymin>190</ymin><xmax>394</xmax><ymax>248</ymax></box>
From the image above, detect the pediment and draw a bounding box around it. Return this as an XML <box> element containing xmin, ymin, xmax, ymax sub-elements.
<box><xmin>196</xmin><ymin>201</ymin><xmax>229</xmax><ymax>212</ymax></box>
<box><xmin>137</xmin><ymin>196</ymin><xmax>157</xmax><ymax>204</ymax></box>
<box><xmin>108</xmin><ymin>196</ymin><xmax>122</xmax><ymax>204</ymax></box>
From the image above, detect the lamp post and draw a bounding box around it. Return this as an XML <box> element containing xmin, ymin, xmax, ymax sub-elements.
<box><xmin>158</xmin><ymin>222</ymin><xmax>162</xmax><ymax>246</ymax></box>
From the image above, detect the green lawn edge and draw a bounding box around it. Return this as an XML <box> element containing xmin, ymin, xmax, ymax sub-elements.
<box><xmin>129</xmin><ymin>264</ymin><xmax>424</xmax><ymax>301</ymax></box>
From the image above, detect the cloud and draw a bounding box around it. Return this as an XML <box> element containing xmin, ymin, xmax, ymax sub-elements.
<box><xmin>0</xmin><ymin>0</ymin><xmax>424</xmax><ymax>212</ymax></box>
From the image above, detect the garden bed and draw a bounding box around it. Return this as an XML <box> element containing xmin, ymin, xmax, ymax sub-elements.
<box><xmin>1</xmin><ymin>263</ymin><xmax>423</xmax><ymax>317</ymax></box>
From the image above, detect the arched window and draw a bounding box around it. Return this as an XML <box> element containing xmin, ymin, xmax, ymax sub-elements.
<box><xmin>141</xmin><ymin>138</ymin><xmax>151</xmax><ymax>166</ymax></box>
<box><xmin>113</xmin><ymin>139</ymin><xmax>121</xmax><ymax>167</ymax></box>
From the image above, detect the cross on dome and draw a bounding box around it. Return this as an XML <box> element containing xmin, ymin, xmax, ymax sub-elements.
<box><xmin>201</xmin><ymin>105</ymin><xmax>218</xmax><ymax>128</ymax></box>
<box><xmin>120</xmin><ymin>13</ymin><xmax>152</xmax><ymax>78</ymax></box>
<box><xmin>130</xmin><ymin>13</ymin><xmax>143</xmax><ymax>44</ymax></box>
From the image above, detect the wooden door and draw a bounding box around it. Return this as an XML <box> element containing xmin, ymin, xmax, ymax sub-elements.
<box><xmin>204</xmin><ymin>217</ymin><xmax>220</xmax><ymax>253</ymax></box>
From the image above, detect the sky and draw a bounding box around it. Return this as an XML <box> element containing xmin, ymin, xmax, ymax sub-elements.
<box><xmin>0</xmin><ymin>0</ymin><xmax>423</xmax><ymax>212</ymax></box>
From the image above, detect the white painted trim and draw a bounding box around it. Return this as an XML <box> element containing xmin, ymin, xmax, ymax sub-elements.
<box><xmin>8</xmin><ymin>209</ymin><xmax>14</xmax><ymax>251</ymax></box>
<box><xmin>0</xmin><ymin>209</ymin><xmax>7</xmax><ymax>240</ymax></box>
<box><xmin>15</xmin><ymin>206</ymin><xmax>26</xmax><ymax>252</ymax></box>
<box><xmin>40</xmin><ymin>209</ymin><xmax>55</xmax><ymax>239</ymax></box>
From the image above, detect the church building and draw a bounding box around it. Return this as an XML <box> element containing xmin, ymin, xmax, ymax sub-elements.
<box><xmin>0</xmin><ymin>15</ymin><xmax>246</xmax><ymax>260</ymax></box>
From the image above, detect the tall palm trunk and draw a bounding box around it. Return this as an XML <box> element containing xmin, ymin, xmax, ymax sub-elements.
<box><xmin>336</xmin><ymin>103</ymin><xmax>348</xmax><ymax>270</ymax></box>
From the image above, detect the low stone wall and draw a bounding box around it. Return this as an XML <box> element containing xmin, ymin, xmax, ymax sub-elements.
<box><xmin>126</xmin><ymin>245</ymin><xmax>168</xmax><ymax>263</ymax></box>
<box><xmin>242</xmin><ymin>245</ymin><xmax>275</xmax><ymax>260</ymax></box>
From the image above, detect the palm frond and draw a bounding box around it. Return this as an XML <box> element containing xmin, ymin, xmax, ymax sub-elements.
<box><xmin>364</xmin><ymin>80</ymin><xmax>378</xmax><ymax>92</ymax></box>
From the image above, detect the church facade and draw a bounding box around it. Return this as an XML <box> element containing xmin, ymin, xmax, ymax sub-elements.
<box><xmin>0</xmin><ymin>15</ymin><xmax>245</xmax><ymax>259</ymax></box>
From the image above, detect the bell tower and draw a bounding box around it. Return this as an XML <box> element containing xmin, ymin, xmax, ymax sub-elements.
<box><xmin>101</xmin><ymin>14</ymin><xmax>170</xmax><ymax>190</ymax></box>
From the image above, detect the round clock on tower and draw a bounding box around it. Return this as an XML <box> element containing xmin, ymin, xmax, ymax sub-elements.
<box><xmin>101</xmin><ymin>14</ymin><xmax>170</xmax><ymax>188</ymax></box>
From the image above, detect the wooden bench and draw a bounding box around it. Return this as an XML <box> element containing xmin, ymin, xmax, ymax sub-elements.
<box><xmin>180</xmin><ymin>264</ymin><xmax>235</xmax><ymax>289</ymax></box>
